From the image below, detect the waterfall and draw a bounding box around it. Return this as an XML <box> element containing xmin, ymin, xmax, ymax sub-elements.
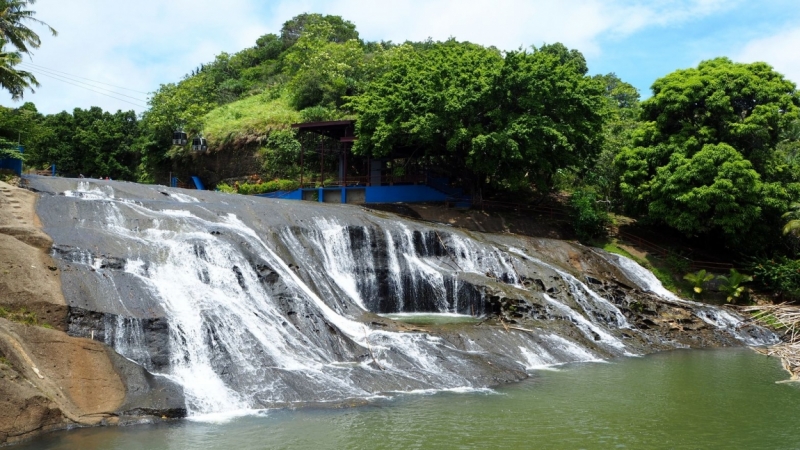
<box><xmin>31</xmin><ymin>179</ymin><xmax>775</xmax><ymax>416</ymax></box>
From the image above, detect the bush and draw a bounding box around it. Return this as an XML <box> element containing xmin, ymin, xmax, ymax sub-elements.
<box><xmin>261</xmin><ymin>130</ymin><xmax>302</xmax><ymax>179</ymax></box>
<box><xmin>569</xmin><ymin>188</ymin><xmax>610</xmax><ymax>241</ymax></box>
<box><xmin>750</xmin><ymin>257</ymin><xmax>800</xmax><ymax>301</ymax></box>
<box><xmin>216</xmin><ymin>183</ymin><xmax>236</xmax><ymax>193</ymax></box>
<box><xmin>231</xmin><ymin>179</ymin><xmax>300</xmax><ymax>195</ymax></box>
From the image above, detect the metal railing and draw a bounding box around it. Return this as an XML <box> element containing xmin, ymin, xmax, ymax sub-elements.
<box><xmin>475</xmin><ymin>199</ymin><xmax>571</xmax><ymax>220</ymax></box>
<box><xmin>615</xmin><ymin>229</ymin><xmax>735</xmax><ymax>272</ymax></box>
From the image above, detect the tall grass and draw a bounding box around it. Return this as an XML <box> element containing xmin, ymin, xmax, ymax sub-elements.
<box><xmin>203</xmin><ymin>93</ymin><xmax>302</xmax><ymax>146</ymax></box>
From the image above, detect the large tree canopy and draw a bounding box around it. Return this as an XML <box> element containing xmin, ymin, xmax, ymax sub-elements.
<box><xmin>350</xmin><ymin>40</ymin><xmax>605</xmax><ymax>192</ymax></box>
<box><xmin>616</xmin><ymin>58</ymin><xmax>800</xmax><ymax>249</ymax></box>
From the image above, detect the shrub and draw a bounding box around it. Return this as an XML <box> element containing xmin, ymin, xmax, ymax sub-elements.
<box><xmin>569</xmin><ymin>188</ymin><xmax>609</xmax><ymax>241</ymax></box>
<box><xmin>234</xmin><ymin>179</ymin><xmax>300</xmax><ymax>195</ymax></box>
<box><xmin>216</xmin><ymin>183</ymin><xmax>236</xmax><ymax>193</ymax></box>
<box><xmin>716</xmin><ymin>269</ymin><xmax>753</xmax><ymax>304</ymax></box>
<box><xmin>683</xmin><ymin>270</ymin><xmax>714</xmax><ymax>296</ymax></box>
<box><xmin>750</xmin><ymin>257</ymin><xmax>800</xmax><ymax>301</ymax></box>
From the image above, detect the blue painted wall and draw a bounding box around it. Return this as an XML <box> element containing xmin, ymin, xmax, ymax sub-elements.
<box><xmin>0</xmin><ymin>157</ymin><xmax>22</xmax><ymax>175</ymax></box>
<box><xmin>364</xmin><ymin>185</ymin><xmax>449</xmax><ymax>203</ymax></box>
<box><xmin>0</xmin><ymin>145</ymin><xmax>23</xmax><ymax>175</ymax></box>
<box><xmin>255</xmin><ymin>185</ymin><xmax>459</xmax><ymax>204</ymax></box>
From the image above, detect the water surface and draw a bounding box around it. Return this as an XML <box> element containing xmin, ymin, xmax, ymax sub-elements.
<box><xmin>18</xmin><ymin>348</ymin><xmax>800</xmax><ymax>449</ymax></box>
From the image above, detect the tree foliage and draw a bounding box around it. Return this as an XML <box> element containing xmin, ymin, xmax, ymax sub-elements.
<box><xmin>23</xmin><ymin>107</ymin><xmax>138</xmax><ymax>179</ymax></box>
<box><xmin>0</xmin><ymin>136</ymin><xmax>22</xmax><ymax>159</ymax></box>
<box><xmin>279</xmin><ymin>13</ymin><xmax>358</xmax><ymax>49</ymax></box>
<box><xmin>0</xmin><ymin>41</ymin><xmax>35</xmax><ymax>99</ymax></box>
<box><xmin>616</xmin><ymin>58</ymin><xmax>800</xmax><ymax>250</ymax></box>
<box><xmin>0</xmin><ymin>0</ymin><xmax>56</xmax><ymax>55</ymax></box>
<box><xmin>784</xmin><ymin>202</ymin><xmax>800</xmax><ymax>236</ymax></box>
<box><xmin>283</xmin><ymin>21</ymin><xmax>365</xmax><ymax>109</ymax></box>
<box><xmin>0</xmin><ymin>1</ymin><xmax>54</xmax><ymax>100</ymax></box>
<box><xmin>350</xmin><ymin>40</ymin><xmax>605</xmax><ymax>192</ymax></box>
<box><xmin>569</xmin><ymin>188</ymin><xmax>609</xmax><ymax>241</ymax></box>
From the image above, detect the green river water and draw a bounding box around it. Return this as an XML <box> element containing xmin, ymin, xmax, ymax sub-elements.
<box><xmin>16</xmin><ymin>348</ymin><xmax>800</xmax><ymax>449</ymax></box>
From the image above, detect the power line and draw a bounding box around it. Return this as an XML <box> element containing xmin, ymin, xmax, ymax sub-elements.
<box><xmin>28</xmin><ymin>71</ymin><xmax>149</xmax><ymax>109</ymax></box>
<box><xmin>21</xmin><ymin>63</ymin><xmax>148</xmax><ymax>103</ymax></box>
<box><xmin>20</xmin><ymin>61</ymin><xmax>151</xmax><ymax>95</ymax></box>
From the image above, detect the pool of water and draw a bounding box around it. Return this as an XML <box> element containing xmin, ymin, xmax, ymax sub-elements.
<box><xmin>380</xmin><ymin>312</ymin><xmax>484</xmax><ymax>325</ymax></box>
<box><xmin>16</xmin><ymin>348</ymin><xmax>800</xmax><ymax>449</ymax></box>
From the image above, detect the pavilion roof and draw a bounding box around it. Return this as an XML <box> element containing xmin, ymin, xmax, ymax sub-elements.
<box><xmin>291</xmin><ymin>120</ymin><xmax>356</xmax><ymax>142</ymax></box>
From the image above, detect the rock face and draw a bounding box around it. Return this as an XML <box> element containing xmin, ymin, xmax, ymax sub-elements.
<box><xmin>20</xmin><ymin>177</ymin><xmax>776</xmax><ymax>420</ymax></box>
<box><xmin>0</xmin><ymin>180</ymin><xmax>185</xmax><ymax>446</ymax></box>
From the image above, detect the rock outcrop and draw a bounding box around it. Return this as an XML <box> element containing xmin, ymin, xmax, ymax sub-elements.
<box><xmin>0</xmin><ymin>181</ymin><xmax>184</xmax><ymax>446</ymax></box>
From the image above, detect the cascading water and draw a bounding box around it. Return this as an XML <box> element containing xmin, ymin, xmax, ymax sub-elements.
<box><xmin>29</xmin><ymin>178</ymin><xmax>777</xmax><ymax>417</ymax></box>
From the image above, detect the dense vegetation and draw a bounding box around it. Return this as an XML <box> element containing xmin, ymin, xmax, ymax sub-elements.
<box><xmin>1</xmin><ymin>11</ymin><xmax>799</xmax><ymax>300</ymax></box>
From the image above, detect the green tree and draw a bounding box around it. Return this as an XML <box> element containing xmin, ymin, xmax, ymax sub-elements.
<box><xmin>0</xmin><ymin>136</ymin><xmax>22</xmax><ymax>159</ymax></box>
<box><xmin>0</xmin><ymin>41</ymin><xmax>35</xmax><ymax>99</ymax></box>
<box><xmin>569</xmin><ymin>188</ymin><xmax>609</xmax><ymax>241</ymax></box>
<box><xmin>280</xmin><ymin>13</ymin><xmax>358</xmax><ymax>50</ymax></box>
<box><xmin>24</xmin><ymin>107</ymin><xmax>139</xmax><ymax>179</ymax></box>
<box><xmin>0</xmin><ymin>102</ymin><xmax>48</xmax><ymax>158</ymax></box>
<box><xmin>283</xmin><ymin>20</ymin><xmax>364</xmax><ymax>109</ymax></box>
<box><xmin>586</xmin><ymin>73</ymin><xmax>640</xmax><ymax>202</ymax></box>
<box><xmin>351</xmin><ymin>40</ymin><xmax>604</xmax><ymax>192</ymax></box>
<box><xmin>616</xmin><ymin>58</ymin><xmax>800</xmax><ymax>250</ymax></box>
<box><xmin>476</xmin><ymin>46</ymin><xmax>605</xmax><ymax>191</ymax></box>
<box><xmin>0</xmin><ymin>0</ymin><xmax>56</xmax><ymax>55</ymax></box>
<box><xmin>349</xmin><ymin>40</ymin><xmax>503</xmax><ymax>186</ymax></box>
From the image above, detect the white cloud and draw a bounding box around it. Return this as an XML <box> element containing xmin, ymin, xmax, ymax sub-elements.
<box><xmin>1</xmin><ymin>0</ymin><xmax>268</xmax><ymax>114</ymax></box>
<box><xmin>737</xmin><ymin>27</ymin><xmax>800</xmax><ymax>86</ymax></box>
<box><xmin>0</xmin><ymin>0</ymin><xmax>737</xmax><ymax>114</ymax></box>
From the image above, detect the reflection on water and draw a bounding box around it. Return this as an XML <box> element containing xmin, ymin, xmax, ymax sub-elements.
<box><xmin>16</xmin><ymin>348</ymin><xmax>800</xmax><ymax>450</ymax></box>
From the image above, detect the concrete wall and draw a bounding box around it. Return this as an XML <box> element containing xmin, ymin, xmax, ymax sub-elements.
<box><xmin>322</xmin><ymin>189</ymin><xmax>341</xmax><ymax>203</ymax></box>
<box><xmin>345</xmin><ymin>188</ymin><xmax>366</xmax><ymax>204</ymax></box>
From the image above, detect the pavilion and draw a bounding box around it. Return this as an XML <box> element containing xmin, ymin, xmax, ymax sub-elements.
<box><xmin>256</xmin><ymin>120</ymin><xmax>470</xmax><ymax>206</ymax></box>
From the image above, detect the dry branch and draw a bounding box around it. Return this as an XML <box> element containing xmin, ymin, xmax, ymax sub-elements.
<box><xmin>742</xmin><ymin>303</ymin><xmax>800</xmax><ymax>380</ymax></box>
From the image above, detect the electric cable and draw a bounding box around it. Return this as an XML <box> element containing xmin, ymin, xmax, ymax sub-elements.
<box><xmin>27</xmin><ymin>71</ymin><xmax>149</xmax><ymax>109</ymax></box>
<box><xmin>20</xmin><ymin>61</ymin><xmax>151</xmax><ymax>94</ymax></box>
<box><xmin>20</xmin><ymin>63</ymin><xmax>148</xmax><ymax>102</ymax></box>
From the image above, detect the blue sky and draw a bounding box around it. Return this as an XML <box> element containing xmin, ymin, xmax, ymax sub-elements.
<box><xmin>3</xmin><ymin>0</ymin><xmax>800</xmax><ymax>114</ymax></box>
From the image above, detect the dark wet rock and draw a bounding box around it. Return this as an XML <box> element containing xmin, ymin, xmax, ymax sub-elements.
<box><xmin>105</xmin><ymin>349</ymin><xmax>186</xmax><ymax>420</ymax></box>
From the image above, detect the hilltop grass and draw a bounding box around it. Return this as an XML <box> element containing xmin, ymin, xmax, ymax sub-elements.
<box><xmin>203</xmin><ymin>93</ymin><xmax>301</xmax><ymax>146</ymax></box>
